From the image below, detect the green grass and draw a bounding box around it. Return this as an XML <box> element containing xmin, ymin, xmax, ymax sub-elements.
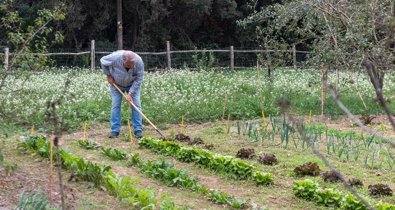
<box><xmin>2</xmin><ymin>67</ymin><xmax>394</xmax><ymax>132</ymax></box>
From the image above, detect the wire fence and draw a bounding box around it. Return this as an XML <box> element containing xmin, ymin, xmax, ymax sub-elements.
<box><xmin>1</xmin><ymin>41</ymin><xmax>311</xmax><ymax>71</ymax></box>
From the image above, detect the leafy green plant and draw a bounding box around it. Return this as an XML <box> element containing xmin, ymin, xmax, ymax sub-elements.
<box><xmin>375</xmin><ymin>201</ymin><xmax>395</xmax><ymax>210</ymax></box>
<box><xmin>192</xmin><ymin>50</ymin><xmax>216</xmax><ymax>71</ymax></box>
<box><xmin>127</xmin><ymin>153</ymin><xmax>142</xmax><ymax>167</ymax></box>
<box><xmin>293</xmin><ymin>179</ymin><xmax>319</xmax><ymax>200</ymax></box>
<box><xmin>140</xmin><ymin>160</ymin><xmax>198</xmax><ymax>188</ymax></box>
<box><xmin>101</xmin><ymin>147</ymin><xmax>127</xmax><ymax>160</ymax></box>
<box><xmin>17</xmin><ymin>190</ymin><xmax>50</xmax><ymax>210</ymax></box>
<box><xmin>314</xmin><ymin>188</ymin><xmax>342</xmax><ymax>207</ymax></box>
<box><xmin>77</xmin><ymin>139</ymin><xmax>101</xmax><ymax>150</ymax></box>
<box><xmin>252</xmin><ymin>171</ymin><xmax>273</xmax><ymax>185</ymax></box>
<box><xmin>340</xmin><ymin>194</ymin><xmax>368</xmax><ymax>210</ymax></box>
<box><xmin>4</xmin><ymin>162</ymin><xmax>18</xmax><ymax>176</ymax></box>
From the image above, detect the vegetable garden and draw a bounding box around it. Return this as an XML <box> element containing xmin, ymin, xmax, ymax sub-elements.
<box><xmin>1</xmin><ymin>68</ymin><xmax>395</xmax><ymax>209</ymax></box>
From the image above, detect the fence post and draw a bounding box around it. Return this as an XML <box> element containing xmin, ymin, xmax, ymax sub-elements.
<box><xmin>90</xmin><ymin>40</ymin><xmax>95</xmax><ymax>71</ymax></box>
<box><xmin>230</xmin><ymin>46</ymin><xmax>234</xmax><ymax>70</ymax></box>
<box><xmin>292</xmin><ymin>44</ymin><xmax>297</xmax><ymax>69</ymax></box>
<box><xmin>4</xmin><ymin>48</ymin><xmax>9</xmax><ymax>70</ymax></box>
<box><xmin>166</xmin><ymin>41</ymin><xmax>171</xmax><ymax>70</ymax></box>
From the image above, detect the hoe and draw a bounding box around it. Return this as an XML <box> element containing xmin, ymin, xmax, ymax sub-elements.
<box><xmin>112</xmin><ymin>83</ymin><xmax>165</xmax><ymax>138</ymax></box>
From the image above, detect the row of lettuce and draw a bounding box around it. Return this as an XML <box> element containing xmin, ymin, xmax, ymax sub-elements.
<box><xmin>137</xmin><ymin>137</ymin><xmax>394</xmax><ymax>210</ymax></box>
<box><xmin>78</xmin><ymin>139</ymin><xmax>266</xmax><ymax>209</ymax></box>
<box><xmin>293</xmin><ymin>179</ymin><xmax>395</xmax><ymax>210</ymax></box>
<box><xmin>138</xmin><ymin>137</ymin><xmax>273</xmax><ymax>185</ymax></box>
<box><xmin>19</xmin><ymin>136</ymin><xmax>179</xmax><ymax>210</ymax></box>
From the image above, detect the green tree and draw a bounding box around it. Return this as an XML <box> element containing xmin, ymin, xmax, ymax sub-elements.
<box><xmin>0</xmin><ymin>0</ymin><xmax>65</xmax><ymax>120</ymax></box>
<box><xmin>240</xmin><ymin>0</ymin><xmax>394</xmax><ymax>89</ymax></box>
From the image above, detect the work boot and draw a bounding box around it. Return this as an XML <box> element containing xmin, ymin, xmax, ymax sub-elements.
<box><xmin>108</xmin><ymin>132</ymin><xmax>119</xmax><ymax>138</ymax></box>
<box><xmin>134</xmin><ymin>130</ymin><xmax>143</xmax><ymax>139</ymax></box>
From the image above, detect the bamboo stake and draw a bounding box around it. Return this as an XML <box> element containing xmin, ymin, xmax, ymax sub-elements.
<box><xmin>49</xmin><ymin>138</ymin><xmax>53</xmax><ymax>202</ymax></box>
<box><xmin>257</xmin><ymin>62</ymin><xmax>266</xmax><ymax>129</ymax></box>
<box><xmin>308</xmin><ymin>110</ymin><xmax>312</xmax><ymax>124</ymax></box>
<box><xmin>180</xmin><ymin>115</ymin><xmax>185</xmax><ymax>133</ymax></box>
<box><xmin>221</xmin><ymin>92</ymin><xmax>228</xmax><ymax>121</ymax></box>
<box><xmin>82</xmin><ymin>120</ymin><xmax>88</xmax><ymax>142</ymax></box>
<box><xmin>30</xmin><ymin>125</ymin><xmax>35</xmax><ymax>136</ymax></box>
<box><xmin>262</xmin><ymin>110</ymin><xmax>267</xmax><ymax>129</ymax></box>
<box><xmin>128</xmin><ymin>104</ymin><xmax>133</xmax><ymax>143</ymax></box>
<box><xmin>225</xmin><ymin>113</ymin><xmax>231</xmax><ymax>140</ymax></box>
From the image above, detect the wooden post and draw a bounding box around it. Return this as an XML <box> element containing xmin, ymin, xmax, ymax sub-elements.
<box><xmin>230</xmin><ymin>46</ymin><xmax>234</xmax><ymax>70</ymax></box>
<box><xmin>4</xmin><ymin>48</ymin><xmax>9</xmax><ymax>70</ymax></box>
<box><xmin>292</xmin><ymin>44</ymin><xmax>297</xmax><ymax>69</ymax></box>
<box><xmin>90</xmin><ymin>40</ymin><xmax>95</xmax><ymax>71</ymax></box>
<box><xmin>117</xmin><ymin>0</ymin><xmax>123</xmax><ymax>50</ymax></box>
<box><xmin>166</xmin><ymin>41</ymin><xmax>171</xmax><ymax>70</ymax></box>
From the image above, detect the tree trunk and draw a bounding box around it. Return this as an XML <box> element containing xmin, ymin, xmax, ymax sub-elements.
<box><xmin>363</xmin><ymin>58</ymin><xmax>384</xmax><ymax>90</ymax></box>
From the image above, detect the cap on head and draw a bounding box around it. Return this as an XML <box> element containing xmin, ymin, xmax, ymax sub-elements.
<box><xmin>123</xmin><ymin>51</ymin><xmax>135</xmax><ymax>69</ymax></box>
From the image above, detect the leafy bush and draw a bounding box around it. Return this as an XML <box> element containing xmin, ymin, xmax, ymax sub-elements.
<box><xmin>293</xmin><ymin>179</ymin><xmax>319</xmax><ymax>200</ymax></box>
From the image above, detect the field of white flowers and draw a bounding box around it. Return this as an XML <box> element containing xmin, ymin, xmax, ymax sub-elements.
<box><xmin>2</xmin><ymin>67</ymin><xmax>394</xmax><ymax>130</ymax></box>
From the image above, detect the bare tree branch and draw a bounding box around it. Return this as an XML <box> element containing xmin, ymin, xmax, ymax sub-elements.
<box><xmin>327</xmin><ymin>83</ymin><xmax>395</xmax><ymax>148</ymax></box>
<box><xmin>363</xmin><ymin>58</ymin><xmax>395</xmax><ymax>131</ymax></box>
<box><xmin>285</xmin><ymin>114</ymin><xmax>375</xmax><ymax>210</ymax></box>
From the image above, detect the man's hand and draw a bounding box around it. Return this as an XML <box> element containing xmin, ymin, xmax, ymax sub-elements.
<box><xmin>126</xmin><ymin>93</ymin><xmax>133</xmax><ymax>103</ymax></box>
<box><xmin>107</xmin><ymin>75</ymin><xmax>115</xmax><ymax>85</ymax></box>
